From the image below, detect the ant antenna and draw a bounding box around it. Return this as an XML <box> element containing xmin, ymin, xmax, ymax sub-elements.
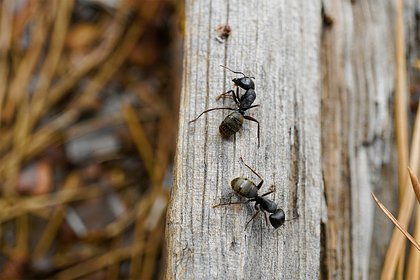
<box><xmin>220</xmin><ymin>65</ymin><xmax>255</xmax><ymax>79</ymax></box>
<box><xmin>220</xmin><ymin>65</ymin><xmax>246</xmax><ymax>77</ymax></box>
<box><xmin>285</xmin><ymin>213</ymin><xmax>299</xmax><ymax>222</ymax></box>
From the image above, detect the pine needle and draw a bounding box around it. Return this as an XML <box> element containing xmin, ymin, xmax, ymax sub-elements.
<box><xmin>371</xmin><ymin>192</ymin><xmax>420</xmax><ymax>252</ymax></box>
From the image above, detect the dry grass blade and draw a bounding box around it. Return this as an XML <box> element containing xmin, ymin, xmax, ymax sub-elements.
<box><xmin>3</xmin><ymin>2</ymin><xmax>46</xmax><ymax>123</ymax></box>
<box><xmin>0</xmin><ymin>0</ymin><xmax>13</xmax><ymax>127</ymax></box>
<box><xmin>107</xmin><ymin>236</ymin><xmax>123</xmax><ymax>279</ymax></box>
<box><xmin>28</xmin><ymin>0</ymin><xmax>73</xmax><ymax>131</ymax></box>
<box><xmin>395</xmin><ymin>0</ymin><xmax>410</xmax><ymax>201</ymax></box>
<box><xmin>140</xmin><ymin>212</ymin><xmax>166</xmax><ymax>279</ymax></box>
<box><xmin>32</xmin><ymin>173</ymin><xmax>80</xmax><ymax>261</ymax></box>
<box><xmin>0</xmin><ymin>1</ymin><xmax>134</xmax><ymax>161</ymax></box>
<box><xmin>29</xmin><ymin>0</ymin><xmax>131</xmax><ymax>127</ymax></box>
<box><xmin>406</xmin><ymin>168</ymin><xmax>420</xmax><ymax>279</ymax></box>
<box><xmin>0</xmin><ymin>182</ymin><xmax>125</xmax><ymax>223</ymax></box>
<box><xmin>129</xmin><ymin>204</ymin><xmax>148</xmax><ymax>279</ymax></box>
<box><xmin>0</xmin><ymin>9</ymin><xmax>146</xmax><ymax>183</ymax></box>
<box><xmin>393</xmin><ymin>0</ymin><xmax>410</xmax><ymax>277</ymax></box>
<box><xmin>408</xmin><ymin>167</ymin><xmax>420</xmax><ymax>203</ymax></box>
<box><xmin>152</xmin><ymin>112</ymin><xmax>175</xmax><ymax>189</ymax></box>
<box><xmin>95</xmin><ymin>192</ymin><xmax>154</xmax><ymax>239</ymax></box>
<box><xmin>123</xmin><ymin>103</ymin><xmax>154</xmax><ymax>177</ymax></box>
<box><xmin>16</xmin><ymin>214</ymin><xmax>29</xmax><ymax>254</ymax></box>
<box><xmin>372</xmin><ymin>192</ymin><xmax>420</xmax><ymax>251</ymax></box>
<box><xmin>382</xmin><ymin>83</ymin><xmax>420</xmax><ymax>279</ymax></box>
<box><xmin>0</xmin><ymin>0</ymin><xmax>179</xmax><ymax>277</ymax></box>
<box><xmin>55</xmin><ymin>244</ymin><xmax>143</xmax><ymax>280</ymax></box>
<box><xmin>406</xmin><ymin>211</ymin><xmax>420</xmax><ymax>280</ymax></box>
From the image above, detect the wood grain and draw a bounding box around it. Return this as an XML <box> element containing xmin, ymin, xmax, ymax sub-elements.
<box><xmin>321</xmin><ymin>0</ymin><xmax>417</xmax><ymax>279</ymax></box>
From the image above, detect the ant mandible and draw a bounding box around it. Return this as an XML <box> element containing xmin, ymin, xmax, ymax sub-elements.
<box><xmin>189</xmin><ymin>65</ymin><xmax>260</xmax><ymax>147</ymax></box>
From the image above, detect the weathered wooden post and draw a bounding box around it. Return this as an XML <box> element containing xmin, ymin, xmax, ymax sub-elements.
<box><xmin>166</xmin><ymin>1</ymin><xmax>322</xmax><ymax>279</ymax></box>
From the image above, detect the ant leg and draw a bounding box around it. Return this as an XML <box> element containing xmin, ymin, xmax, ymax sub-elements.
<box><xmin>216</xmin><ymin>90</ymin><xmax>240</xmax><ymax>107</ymax></box>
<box><xmin>189</xmin><ymin>107</ymin><xmax>235</xmax><ymax>123</ymax></box>
<box><xmin>216</xmin><ymin>90</ymin><xmax>235</xmax><ymax>100</ymax></box>
<box><xmin>216</xmin><ymin>93</ymin><xmax>234</xmax><ymax>100</ymax></box>
<box><xmin>234</xmin><ymin>86</ymin><xmax>241</xmax><ymax>105</ymax></box>
<box><xmin>246</xmin><ymin>104</ymin><xmax>260</xmax><ymax>110</ymax></box>
<box><xmin>213</xmin><ymin>199</ymin><xmax>253</xmax><ymax>208</ymax></box>
<box><xmin>263</xmin><ymin>211</ymin><xmax>268</xmax><ymax>226</ymax></box>
<box><xmin>260</xmin><ymin>190</ymin><xmax>274</xmax><ymax>197</ymax></box>
<box><xmin>239</xmin><ymin>156</ymin><xmax>264</xmax><ymax>190</ymax></box>
<box><xmin>239</xmin><ymin>157</ymin><xmax>263</xmax><ymax>179</ymax></box>
<box><xmin>244</xmin><ymin>115</ymin><xmax>260</xmax><ymax>147</ymax></box>
<box><xmin>245</xmin><ymin>208</ymin><xmax>260</xmax><ymax>228</ymax></box>
<box><xmin>260</xmin><ymin>185</ymin><xmax>276</xmax><ymax>197</ymax></box>
<box><xmin>285</xmin><ymin>212</ymin><xmax>299</xmax><ymax>221</ymax></box>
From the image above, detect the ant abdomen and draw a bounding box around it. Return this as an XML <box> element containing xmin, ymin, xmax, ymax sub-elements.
<box><xmin>231</xmin><ymin>177</ymin><xmax>258</xmax><ymax>198</ymax></box>
<box><xmin>219</xmin><ymin>111</ymin><xmax>244</xmax><ymax>138</ymax></box>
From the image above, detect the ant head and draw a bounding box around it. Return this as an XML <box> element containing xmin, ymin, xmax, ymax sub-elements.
<box><xmin>220</xmin><ymin>65</ymin><xmax>255</xmax><ymax>90</ymax></box>
<box><xmin>232</xmin><ymin>77</ymin><xmax>255</xmax><ymax>90</ymax></box>
<box><xmin>269</xmin><ymin>209</ymin><xmax>285</xmax><ymax>229</ymax></box>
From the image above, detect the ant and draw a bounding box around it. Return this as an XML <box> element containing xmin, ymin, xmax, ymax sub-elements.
<box><xmin>189</xmin><ymin>65</ymin><xmax>260</xmax><ymax>147</ymax></box>
<box><xmin>213</xmin><ymin>157</ymin><xmax>297</xmax><ymax>229</ymax></box>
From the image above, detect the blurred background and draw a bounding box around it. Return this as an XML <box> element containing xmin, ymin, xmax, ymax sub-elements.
<box><xmin>0</xmin><ymin>0</ymin><xmax>182</xmax><ymax>279</ymax></box>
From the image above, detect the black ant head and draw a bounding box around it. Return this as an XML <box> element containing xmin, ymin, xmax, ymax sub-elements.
<box><xmin>269</xmin><ymin>209</ymin><xmax>285</xmax><ymax>229</ymax></box>
<box><xmin>220</xmin><ymin>65</ymin><xmax>255</xmax><ymax>90</ymax></box>
<box><xmin>232</xmin><ymin>77</ymin><xmax>255</xmax><ymax>90</ymax></box>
